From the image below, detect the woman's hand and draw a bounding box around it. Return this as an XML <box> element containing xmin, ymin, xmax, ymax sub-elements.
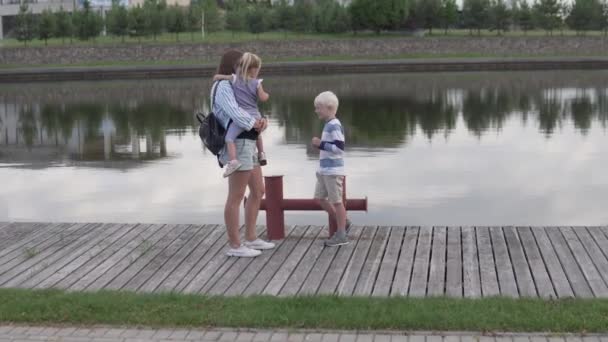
<box><xmin>312</xmin><ymin>137</ymin><xmax>321</xmax><ymax>147</ymax></box>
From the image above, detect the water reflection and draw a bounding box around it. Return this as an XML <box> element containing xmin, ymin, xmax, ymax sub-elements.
<box><xmin>2</xmin><ymin>72</ymin><xmax>607</xmax><ymax>168</ymax></box>
<box><xmin>0</xmin><ymin>71</ymin><xmax>607</xmax><ymax>225</ymax></box>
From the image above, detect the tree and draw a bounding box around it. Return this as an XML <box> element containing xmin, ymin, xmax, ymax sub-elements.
<box><xmin>15</xmin><ymin>3</ymin><xmax>35</xmax><ymax>46</ymax></box>
<box><xmin>38</xmin><ymin>9</ymin><xmax>56</xmax><ymax>45</ymax></box>
<box><xmin>463</xmin><ymin>0</ymin><xmax>490</xmax><ymax>35</ymax></box>
<box><xmin>246</xmin><ymin>4</ymin><xmax>269</xmax><ymax>35</ymax></box>
<box><xmin>314</xmin><ymin>0</ymin><xmax>350</xmax><ymax>33</ymax></box>
<box><xmin>414</xmin><ymin>0</ymin><xmax>442</xmax><ymax>34</ymax></box>
<box><xmin>439</xmin><ymin>0</ymin><xmax>459</xmax><ymax>34</ymax></box>
<box><xmin>143</xmin><ymin>0</ymin><xmax>165</xmax><ymax>41</ymax></box>
<box><xmin>166</xmin><ymin>5</ymin><xmax>186</xmax><ymax>41</ymax></box>
<box><xmin>54</xmin><ymin>7</ymin><xmax>73</xmax><ymax>44</ymax></box>
<box><xmin>73</xmin><ymin>0</ymin><xmax>103</xmax><ymax>41</ymax></box>
<box><xmin>516</xmin><ymin>0</ymin><xmax>534</xmax><ymax>34</ymax></box>
<box><xmin>272</xmin><ymin>0</ymin><xmax>294</xmax><ymax>33</ymax></box>
<box><xmin>201</xmin><ymin>0</ymin><xmax>223</xmax><ymax>33</ymax></box>
<box><xmin>488</xmin><ymin>0</ymin><xmax>511</xmax><ymax>35</ymax></box>
<box><xmin>567</xmin><ymin>0</ymin><xmax>603</xmax><ymax>34</ymax></box>
<box><xmin>348</xmin><ymin>0</ymin><xmax>409</xmax><ymax>34</ymax></box>
<box><xmin>225</xmin><ymin>6</ymin><xmax>246</xmax><ymax>35</ymax></box>
<box><xmin>291</xmin><ymin>0</ymin><xmax>314</xmax><ymax>33</ymax></box>
<box><xmin>187</xmin><ymin>4</ymin><xmax>202</xmax><ymax>40</ymax></box>
<box><xmin>106</xmin><ymin>0</ymin><xmax>129</xmax><ymax>42</ymax></box>
<box><xmin>601</xmin><ymin>0</ymin><xmax>608</xmax><ymax>35</ymax></box>
<box><xmin>533</xmin><ymin>0</ymin><xmax>563</xmax><ymax>35</ymax></box>
<box><xmin>127</xmin><ymin>5</ymin><xmax>146</xmax><ymax>42</ymax></box>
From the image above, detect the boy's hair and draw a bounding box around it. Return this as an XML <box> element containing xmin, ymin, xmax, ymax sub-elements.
<box><xmin>314</xmin><ymin>91</ymin><xmax>339</xmax><ymax>112</ymax></box>
<box><xmin>237</xmin><ymin>52</ymin><xmax>262</xmax><ymax>81</ymax></box>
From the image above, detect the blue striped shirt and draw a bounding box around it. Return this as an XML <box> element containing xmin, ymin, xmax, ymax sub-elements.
<box><xmin>211</xmin><ymin>80</ymin><xmax>257</xmax><ymax>159</ymax></box>
<box><xmin>318</xmin><ymin>118</ymin><xmax>345</xmax><ymax>176</ymax></box>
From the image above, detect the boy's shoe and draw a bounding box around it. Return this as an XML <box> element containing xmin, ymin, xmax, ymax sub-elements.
<box><xmin>223</xmin><ymin>160</ymin><xmax>242</xmax><ymax>178</ymax></box>
<box><xmin>244</xmin><ymin>238</ymin><xmax>275</xmax><ymax>250</ymax></box>
<box><xmin>325</xmin><ymin>231</ymin><xmax>349</xmax><ymax>247</ymax></box>
<box><xmin>258</xmin><ymin>152</ymin><xmax>267</xmax><ymax>166</ymax></box>
<box><xmin>226</xmin><ymin>245</ymin><xmax>262</xmax><ymax>258</ymax></box>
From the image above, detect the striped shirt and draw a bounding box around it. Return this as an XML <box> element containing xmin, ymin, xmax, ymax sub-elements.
<box><xmin>211</xmin><ymin>80</ymin><xmax>257</xmax><ymax>159</ymax></box>
<box><xmin>211</xmin><ymin>80</ymin><xmax>256</xmax><ymax>132</ymax></box>
<box><xmin>318</xmin><ymin>118</ymin><xmax>345</xmax><ymax>176</ymax></box>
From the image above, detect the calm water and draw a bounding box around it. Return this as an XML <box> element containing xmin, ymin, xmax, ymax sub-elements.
<box><xmin>1</xmin><ymin>71</ymin><xmax>607</xmax><ymax>226</ymax></box>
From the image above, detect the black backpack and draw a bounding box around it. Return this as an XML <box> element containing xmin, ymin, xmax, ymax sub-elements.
<box><xmin>196</xmin><ymin>81</ymin><xmax>227</xmax><ymax>156</ymax></box>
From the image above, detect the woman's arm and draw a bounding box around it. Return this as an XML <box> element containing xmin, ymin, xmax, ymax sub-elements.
<box><xmin>214</xmin><ymin>81</ymin><xmax>256</xmax><ymax>131</ymax></box>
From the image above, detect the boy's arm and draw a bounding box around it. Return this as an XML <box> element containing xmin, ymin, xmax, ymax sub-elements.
<box><xmin>257</xmin><ymin>81</ymin><xmax>270</xmax><ymax>102</ymax></box>
<box><xmin>318</xmin><ymin>127</ymin><xmax>345</xmax><ymax>155</ymax></box>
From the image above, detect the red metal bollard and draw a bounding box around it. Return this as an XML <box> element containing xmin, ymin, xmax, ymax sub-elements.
<box><xmin>260</xmin><ymin>175</ymin><xmax>367</xmax><ymax>240</ymax></box>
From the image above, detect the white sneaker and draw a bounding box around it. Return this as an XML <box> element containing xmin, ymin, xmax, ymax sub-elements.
<box><xmin>223</xmin><ymin>160</ymin><xmax>242</xmax><ymax>178</ymax></box>
<box><xmin>244</xmin><ymin>238</ymin><xmax>276</xmax><ymax>250</ymax></box>
<box><xmin>226</xmin><ymin>245</ymin><xmax>261</xmax><ymax>258</ymax></box>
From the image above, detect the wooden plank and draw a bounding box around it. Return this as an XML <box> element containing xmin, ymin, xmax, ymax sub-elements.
<box><xmin>122</xmin><ymin>224</ymin><xmax>202</xmax><ymax>292</ymax></box>
<box><xmin>445</xmin><ymin>226</ymin><xmax>462</xmax><ymax>297</ymax></box>
<box><xmin>477</xmin><ymin>226</ymin><xmax>500</xmax><ymax>297</ymax></box>
<box><xmin>574</xmin><ymin>227</ymin><xmax>608</xmax><ymax>295</ymax></box>
<box><xmin>586</xmin><ymin>226</ymin><xmax>608</xmax><ymax>292</ymax></box>
<box><xmin>0</xmin><ymin>222</ymin><xmax>71</xmax><ymax>263</ymax></box>
<box><xmin>196</xmin><ymin>226</ymin><xmax>268</xmax><ymax>294</ymax></box>
<box><xmin>173</xmin><ymin>225</ymin><xmax>246</xmax><ymax>293</ymax></box>
<box><xmin>391</xmin><ymin>227</ymin><xmax>419</xmax><ymax>297</ymax></box>
<box><xmin>561</xmin><ymin>227</ymin><xmax>608</xmax><ymax>297</ymax></box>
<box><xmin>19</xmin><ymin>223</ymin><xmax>138</xmax><ymax>289</ymax></box>
<box><xmin>242</xmin><ymin>225</ymin><xmax>310</xmax><ymax>296</ymax></box>
<box><xmin>0</xmin><ymin>223</ymin><xmax>101</xmax><ymax>286</ymax></box>
<box><xmin>223</xmin><ymin>225</ymin><xmax>299</xmax><ymax>296</ymax></box>
<box><xmin>55</xmin><ymin>224</ymin><xmax>159</xmax><ymax>290</ymax></box>
<box><xmin>490</xmin><ymin>226</ymin><xmax>518</xmax><ymax>297</ymax></box>
<box><xmin>0</xmin><ymin>222</ymin><xmax>57</xmax><ymax>251</ymax></box>
<box><xmin>297</xmin><ymin>238</ymin><xmax>341</xmax><ymax>295</ymax></box>
<box><xmin>317</xmin><ymin>225</ymin><xmax>365</xmax><ymax>295</ymax></box>
<box><xmin>155</xmin><ymin>225</ymin><xmax>224</xmax><ymax>293</ymax></box>
<box><xmin>353</xmin><ymin>226</ymin><xmax>389</xmax><ymax>296</ymax></box>
<box><xmin>545</xmin><ymin>227</ymin><xmax>593</xmax><ymax>298</ymax></box>
<box><xmin>75</xmin><ymin>224</ymin><xmax>174</xmax><ymax>291</ymax></box>
<box><xmin>336</xmin><ymin>226</ymin><xmax>376</xmax><ymax>296</ymax></box>
<box><xmin>37</xmin><ymin>224</ymin><xmax>152</xmax><ymax>289</ymax></box>
<box><xmin>277</xmin><ymin>226</ymin><xmax>325</xmax><ymax>296</ymax></box>
<box><xmin>427</xmin><ymin>226</ymin><xmax>447</xmax><ymax>297</ymax></box>
<box><xmin>263</xmin><ymin>226</ymin><xmax>319</xmax><ymax>296</ymax></box>
<box><xmin>409</xmin><ymin>226</ymin><xmax>433</xmax><ymax>297</ymax></box>
<box><xmin>461</xmin><ymin>226</ymin><xmax>481</xmax><ymax>298</ymax></box>
<box><xmin>0</xmin><ymin>222</ymin><xmax>10</xmax><ymax>230</ymax></box>
<box><xmin>103</xmin><ymin>224</ymin><xmax>189</xmax><ymax>291</ymax></box>
<box><xmin>370</xmin><ymin>227</ymin><xmax>404</xmax><ymax>297</ymax></box>
<box><xmin>503</xmin><ymin>226</ymin><xmax>537</xmax><ymax>297</ymax></box>
<box><xmin>530</xmin><ymin>227</ymin><xmax>573</xmax><ymax>298</ymax></box>
<box><xmin>138</xmin><ymin>224</ymin><xmax>214</xmax><ymax>293</ymax></box>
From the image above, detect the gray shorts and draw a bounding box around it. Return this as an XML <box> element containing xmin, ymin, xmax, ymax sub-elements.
<box><xmin>314</xmin><ymin>173</ymin><xmax>345</xmax><ymax>204</ymax></box>
<box><xmin>219</xmin><ymin>139</ymin><xmax>259</xmax><ymax>171</ymax></box>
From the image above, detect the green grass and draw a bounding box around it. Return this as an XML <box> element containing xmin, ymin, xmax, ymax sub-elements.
<box><xmin>1</xmin><ymin>289</ymin><xmax>608</xmax><ymax>332</ymax></box>
<box><xmin>1</xmin><ymin>29</ymin><xmax>606</xmax><ymax>48</ymax></box>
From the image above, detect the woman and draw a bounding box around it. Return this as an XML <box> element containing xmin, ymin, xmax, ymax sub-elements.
<box><xmin>212</xmin><ymin>50</ymin><xmax>275</xmax><ymax>258</ymax></box>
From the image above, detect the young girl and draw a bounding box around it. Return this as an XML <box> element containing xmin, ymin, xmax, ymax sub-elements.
<box><xmin>214</xmin><ymin>52</ymin><xmax>269</xmax><ymax>178</ymax></box>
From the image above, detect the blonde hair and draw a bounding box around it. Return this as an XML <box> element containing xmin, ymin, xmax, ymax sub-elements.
<box><xmin>314</xmin><ymin>91</ymin><xmax>339</xmax><ymax>111</ymax></box>
<box><xmin>236</xmin><ymin>52</ymin><xmax>262</xmax><ymax>81</ymax></box>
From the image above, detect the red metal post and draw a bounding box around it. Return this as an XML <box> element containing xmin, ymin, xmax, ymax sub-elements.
<box><xmin>264</xmin><ymin>175</ymin><xmax>285</xmax><ymax>240</ymax></box>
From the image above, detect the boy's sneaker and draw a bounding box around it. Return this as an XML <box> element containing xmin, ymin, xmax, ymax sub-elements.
<box><xmin>258</xmin><ymin>152</ymin><xmax>267</xmax><ymax>166</ymax></box>
<box><xmin>226</xmin><ymin>245</ymin><xmax>261</xmax><ymax>258</ymax></box>
<box><xmin>325</xmin><ymin>231</ymin><xmax>349</xmax><ymax>247</ymax></box>
<box><xmin>223</xmin><ymin>160</ymin><xmax>242</xmax><ymax>178</ymax></box>
<box><xmin>244</xmin><ymin>238</ymin><xmax>275</xmax><ymax>250</ymax></box>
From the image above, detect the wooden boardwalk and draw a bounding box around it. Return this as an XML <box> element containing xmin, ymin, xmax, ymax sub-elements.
<box><xmin>1</xmin><ymin>222</ymin><xmax>608</xmax><ymax>298</ymax></box>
